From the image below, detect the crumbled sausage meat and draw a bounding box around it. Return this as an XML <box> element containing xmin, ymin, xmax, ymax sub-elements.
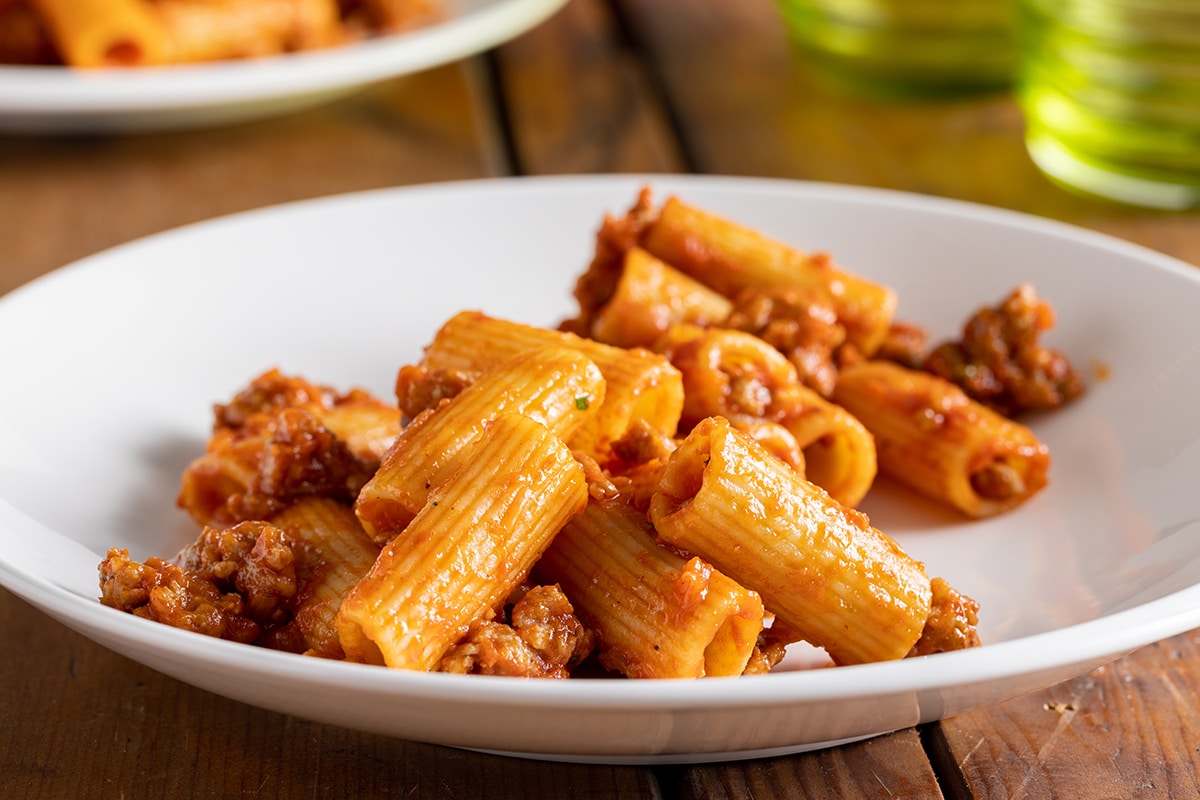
<box><xmin>394</xmin><ymin>364</ymin><xmax>476</xmax><ymax>421</ymax></box>
<box><xmin>439</xmin><ymin>585</ymin><xmax>596</xmax><ymax>678</ymax></box>
<box><xmin>724</xmin><ymin>287</ymin><xmax>846</xmax><ymax>397</ymax></box>
<box><xmin>560</xmin><ymin>186</ymin><xmax>657</xmax><ymax>337</ymax></box>
<box><xmin>908</xmin><ymin>577</ymin><xmax>981</xmax><ymax>657</ymax></box>
<box><xmin>174</xmin><ymin>520</ymin><xmax>300</xmax><ymax>626</ymax></box>
<box><xmin>99</xmin><ymin>548</ymin><xmax>260</xmax><ymax>643</ymax></box>
<box><xmin>923</xmin><ymin>284</ymin><xmax>1086</xmax><ymax>416</ymax></box>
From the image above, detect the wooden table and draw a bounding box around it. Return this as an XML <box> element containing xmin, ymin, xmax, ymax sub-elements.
<box><xmin>3</xmin><ymin>1</ymin><xmax>1200</xmax><ymax>797</ymax></box>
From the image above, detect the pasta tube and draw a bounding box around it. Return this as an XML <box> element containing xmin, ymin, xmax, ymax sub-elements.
<box><xmin>267</xmin><ymin>498</ymin><xmax>380</xmax><ymax>659</ymax></box>
<box><xmin>640</xmin><ymin>196</ymin><xmax>898</xmax><ymax>356</ymax></box>
<box><xmin>832</xmin><ymin>360</ymin><xmax>1051</xmax><ymax>518</ymax></box>
<box><xmin>212</xmin><ymin>368</ymin><xmax>400</xmax><ymax>462</ymax></box>
<box><xmin>782</xmin><ymin>383</ymin><xmax>877</xmax><ymax>509</ymax></box>
<box><xmin>29</xmin><ymin>0</ymin><xmax>167</xmax><ymax>66</ymax></box>
<box><xmin>726</xmin><ymin>415</ymin><xmax>806</xmax><ymax>475</ymax></box>
<box><xmin>336</xmin><ymin>413</ymin><xmax>588</xmax><ymax>670</ymax></box>
<box><xmin>656</xmin><ymin>325</ymin><xmax>805</xmax><ymax>431</ymax></box>
<box><xmin>154</xmin><ymin>0</ymin><xmax>343</xmax><ymax>63</ymax></box>
<box><xmin>535</xmin><ymin>497</ymin><xmax>763</xmax><ymax>679</ymax></box>
<box><xmin>589</xmin><ymin>247</ymin><xmax>733</xmax><ymax>349</ymax></box>
<box><xmin>418</xmin><ymin>311</ymin><xmax>683</xmax><ymax>459</ymax></box>
<box><xmin>649</xmin><ymin>416</ymin><xmax>932</xmax><ymax>666</ymax></box>
<box><xmin>355</xmin><ymin>346</ymin><xmax>604</xmax><ymax>542</ymax></box>
<box><xmin>177</xmin><ymin>407</ymin><xmax>376</xmax><ymax>528</ymax></box>
<box><xmin>316</xmin><ymin>395</ymin><xmax>402</xmax><ymax>462</ymax></box>
<box><xmin>658</xmin><ymin>324</ymin><xmax>875</xmax><ymax>507</ymax></box>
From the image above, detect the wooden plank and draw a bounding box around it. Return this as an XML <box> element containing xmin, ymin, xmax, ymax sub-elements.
<box><xmin>493</xmin><ymin>0</ymin><xmax>685</xmax><ymax>175</ymax></box>
<box><xmin>0</xmin><ymin>61</ymin><xmax>503</xmax><ymax>299</ymax></box>
<box><xmin>0</xmin><ymin>588</ymin><xmax>662</xmax><ymax>799</ymax></box>
<box><xmin>928</xmin><ymin>631</ymin><xmax>1200</xmax><ymax>800</ymax></box>
<box><xmin>673</xmin><ymin>729</ymin><xmax>944</xmax><ymax>800</ymax></box>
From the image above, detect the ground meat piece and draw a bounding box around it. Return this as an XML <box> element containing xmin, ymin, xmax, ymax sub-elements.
<box><xmin>438</xmin><ymin>621</ymin><xmax>542</xmax><ymax>677</ymax></box>
<box><xmin>923</xmin><ymin>284</ymin><xmax>1086</xmax><ymax>416</ymax></box>
<box><xmin>874</xmin><ymin>321</ymin><xmax>930</xmax><ymax>370</ymax></box>
<box><xmin>572</xmin><ymin>450</ymin><xmax>622</xmax><ymax>502</ymax></box>
<box><xmin>255</xmin><ymin>621</ymin><xmax>311</xmax><ymax>654</ymax></box>
<box><xmin>212</xmin><ymin>369</ymin><xmax>399</xmax><ymax>463</ymax></box>
<box><xmin>213</xmin><ymin>368</ymin><xmax>338</xmax><ymax>430</ymax></box>
<box><xmin>607</xmin><ymin>462</ymin><xmax>669</xmax><ymax>514</ymax></box>
<box><xmin>195</xmin><ymin>407</ymin><xmax>377</xmax><ymax>525</ymax></box>
<box><xmin>606</xmin><ymin>420</ymin><xmax>677</xmax><ymax>511</ymax></box>
<box><xmin>610</xmin><ymin>418</ymin><xmax>677</xmax><ymax>465</ymax></box>
<box><xmin>510</xmin><ymin>585</ymin><xmax>596</xmax><ymax>669</ymax></box>
<box><xmin>174</xmin><ymin>521</ymin><xmax>300</xmax><ymax>626</ymax></box>
<box><xmin>969</xmin><ymin>459</ymin><xmax>1027</xmax><ymax>503</ymax></box>
<box><xmin>393</xmin><ymin>364</ymin><xmax>476</xmax><ymax>422</ymax></box>
<box><xmin>98</xmin><ymin>548</ymin><xmax>260</xmax><ymax>643</ymax></box>
<box><xmin>724</xmin><ymin>286</ymin><xmax>846</xmax><ymax>397</ymax></box>
<box><xmin>560</xmin><ymin>186</ymin><xmax>657</xmax><ymax>336</ymax></box>
<box><xmin>908</xmin><ymin>578</ymin><xmax>981</xmax><ymax>657</ymax></box>
<box><xmin>259</xmin><ymin>409</ymin><xmax>373</xmax><ymax>502</ymax></box>
<box><xmin>439</xmin><ymin>585</ymin><xmax>596</xmax><ymax>678</ymax></box>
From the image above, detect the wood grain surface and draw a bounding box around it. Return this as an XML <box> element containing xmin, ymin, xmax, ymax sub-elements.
<box><xmin>2</xmin><ymin>0</ymin><xmax>1199</xmax><ymax>797</ymax></box>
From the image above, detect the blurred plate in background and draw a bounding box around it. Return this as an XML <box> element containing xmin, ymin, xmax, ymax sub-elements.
<box><xmin>0</xmin><ymin>0</ymin><xmax>567</xmax><ymax>134</ymax></box>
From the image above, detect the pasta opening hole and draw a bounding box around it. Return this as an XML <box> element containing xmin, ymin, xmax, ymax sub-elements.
<box><xmin>628</xmin><ymin>386</ymin><xmax>682</xmax><ymax>445</ymax></box>
<box><xmin>969</xmin><ymin>458</ymin><xmax>1025</xmax><ymax>502</ymax></box>
<box><xmin>103</xmin><ymin>40</ymin><xmax>144</xmax><ymax>67</ymax></box>
<box><xmin>803</xmin><ymin>434</ymin><xmax>849</xmax><ymax>498</ymax></box>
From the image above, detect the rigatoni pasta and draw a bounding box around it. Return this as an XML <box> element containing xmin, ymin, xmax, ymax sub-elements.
<box><xmin>98</xmin><ymin>186</ymin><xmax>1086</xmax><ymax>680</ymax></box>
<box><xmin>639</xmin><ymin>196</ymin><xmax>898</xmax><ymax>357</ymax></box>
<box><xmin>535</xmin><ymin>496</ymin><xmax>764</xmax><ymax>678</ymax></box>
<box><xmin>656</xmin><ymin>324</ymin><xmax>805</xmax><ymax>431</ymax></box>
<box><xmin>781</xmin><ymin>383</ymin><xmax>878</xmax><ymax>510</ymax></box>
<box><xmin>649</xmin><ymin>416</ymin><xmax>932</xmax><ymax>666</ymax></box>
<box><xmin>12</xmin><ymin>0</ymin><xmax>438</xmax><ymax>68</ymax></box>
<box><xmin>654</xmin><ymin>324</ymin><xmax>877</xmax><ymax>508</ymax></box>
<box><xmin>264</xmin><ymin>498</ymin><xmax>381</xmax><ymax>659</ymax></box>
<box><xmin>336</xmin><ymin>412</ymin><xmax>587</xmax><ymax>670</ymax></box>
<box><xmin>832</xmin><ymin>360</ymin><xmax>1051</xmax><ymax>518</ymax></box>
<box><xmin>355</xmin><ymin>346</ymin><xmax>604</xmax><ymax>543</ymax></box>
<box><xmin>151</xmin><ymin>0</ymin><xmax>343</xmax><ymax>63</ymax></box>
<box><xmin>588</xmin><ymin>247</ymin><xmax>734</xmax><ymax>349</ymax></box>
<box><xmin>417</xmin><ymin>310</ymin><xmax>683</xmax><ymax>461</ymax></box>
<box><xmin>27</xmin><ymin>0</ymin><xmax>167</xmax><ymax>66</ymax></box>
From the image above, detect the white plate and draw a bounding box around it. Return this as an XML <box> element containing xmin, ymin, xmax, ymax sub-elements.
<box><xmin>0</xmin><ymin>0</ymin><xmax>567</xmax><ymax>134</ymax></box>
<box><xmin>2</xmin><ymin>175</ymin><xmax>1200</xmax><ymax>764</ymax></box>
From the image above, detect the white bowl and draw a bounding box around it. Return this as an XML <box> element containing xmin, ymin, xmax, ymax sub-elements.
<box><xmin>2</xmin><ymin>175</ymin><xmax>1198</xmax><ymax>763</ymax></box>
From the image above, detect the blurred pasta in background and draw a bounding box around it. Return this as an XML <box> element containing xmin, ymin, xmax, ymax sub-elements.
<box><xmin>0</xmin><ymin>0</ymin><xmax>439</xmax><ymax>68</ymax></box>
